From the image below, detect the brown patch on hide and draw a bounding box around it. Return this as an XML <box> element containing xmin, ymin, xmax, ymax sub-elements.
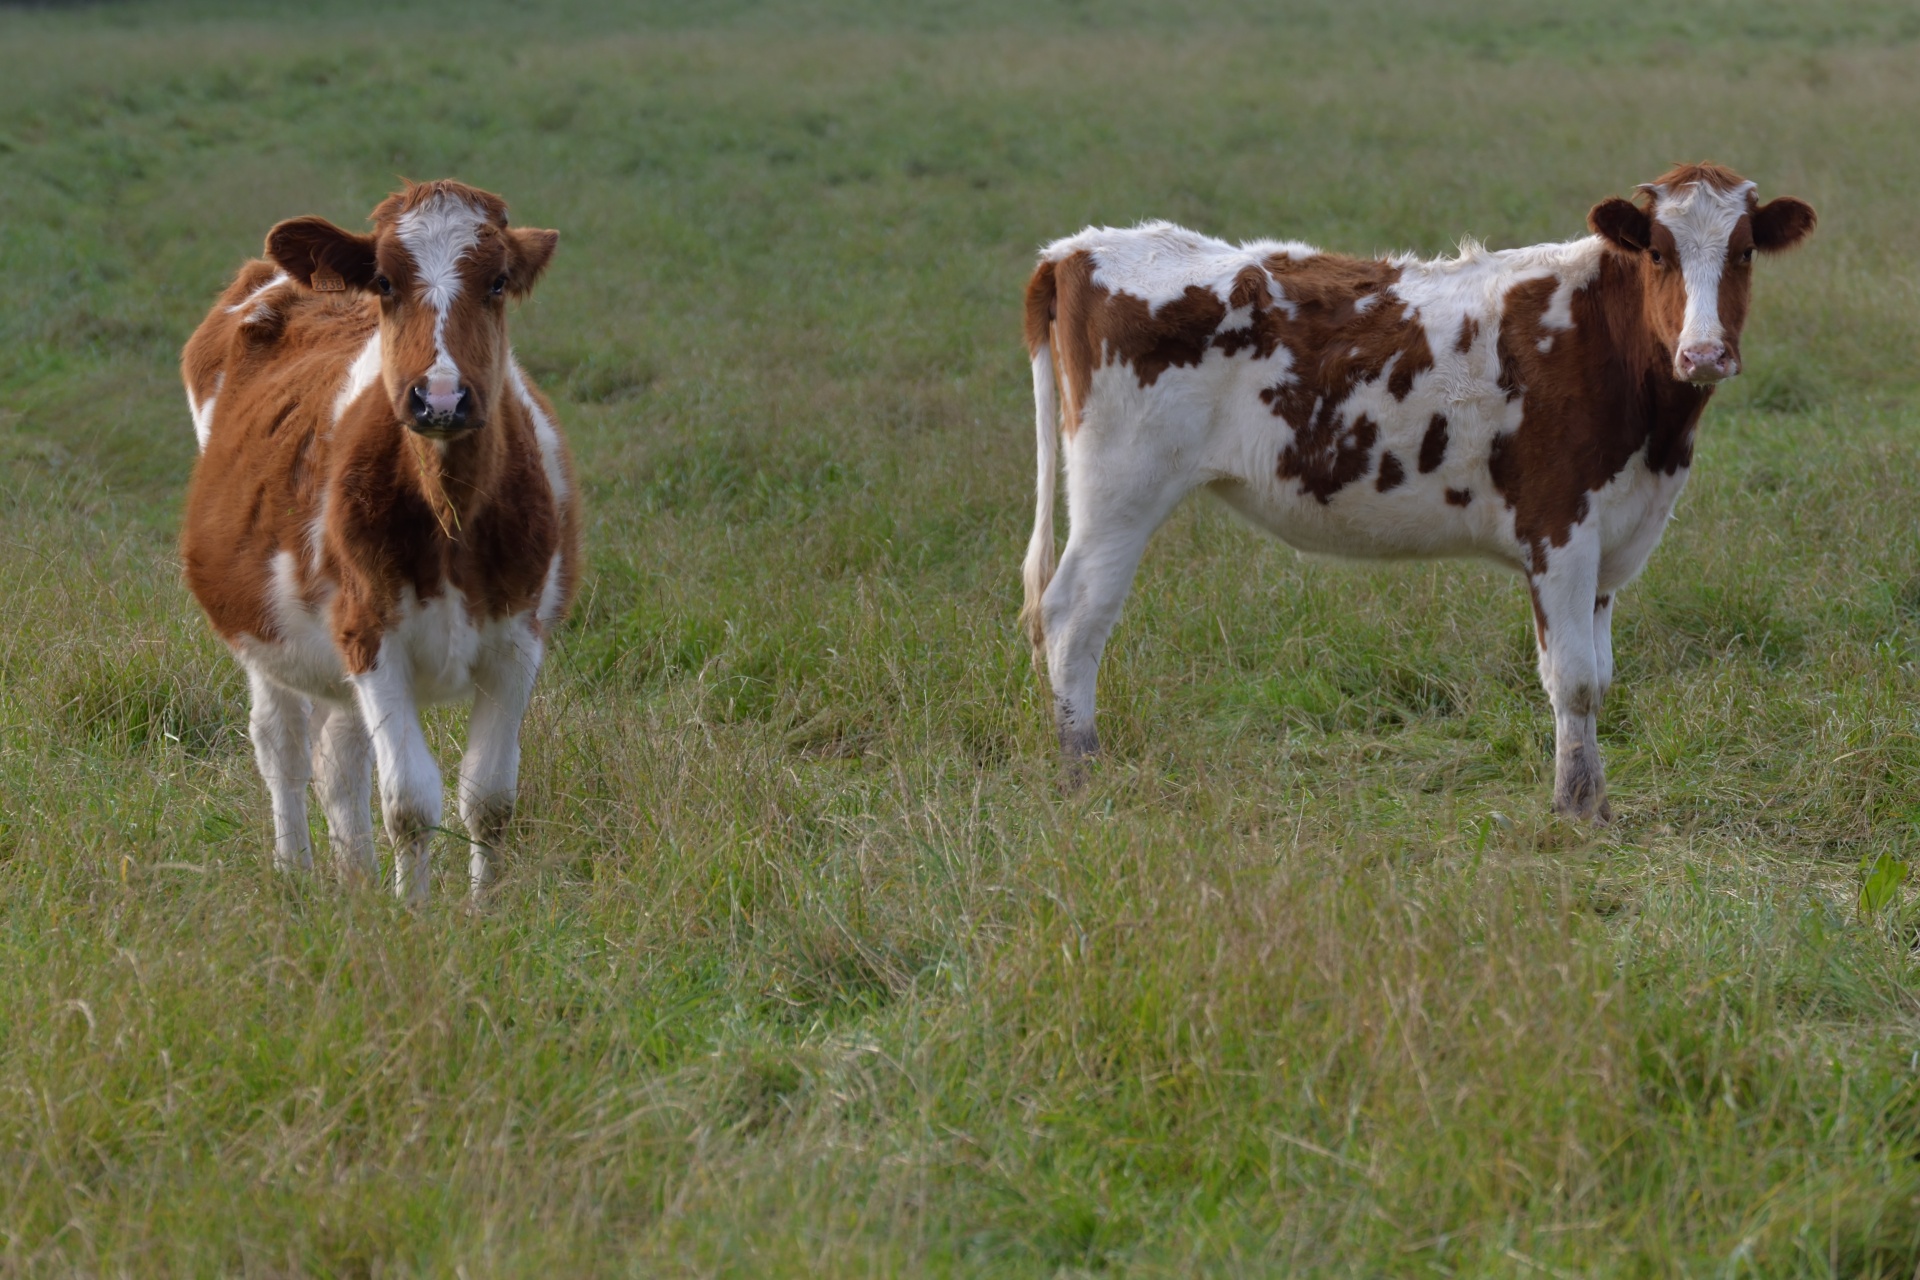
<box><xmin>1044</xmin><ymin>251</ymin><xmax>1231</xmax><ymax>397</ymax></box>
<box><xmin>1418</xmin><ymin>414</ymin><xmax>1448</xmax><ymax>474</ymax></box>
<box><xmin>1375</xmin><ymin>451</ymin><xmax>1405</xmax><ymax>492</ymax></box>
<box><xmin>1486</xmin><ymin>254</ymin><xmax>1710</xmax><ymax>564</ymax></box>
<box><xmin>1278</xmin><ymin>409</ymin><xmax>1379</xmax><ymax>503</ymax></box>
<box><xmin>1256</xmin><ymin>255</ymin><xmax>1435</xmax><ymax>503</ymax></box>
<box><xmin>1095</xmin><ymin>284</ymin><xmax>1229</xmax><ymax>388</ymax></box>
<box><xmin>1045</xmin><ymin>251</ymin><xmax>1099</xmax><ymax>438</ymax></box>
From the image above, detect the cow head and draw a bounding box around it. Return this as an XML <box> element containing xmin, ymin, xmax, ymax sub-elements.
<box><xmin>1588</xmin><ymin>163</ymin><xmax>1815</xmax><ymax>385</ymax></box>
<box><xmin>266</xmin><ymin>180</ymin><xmax>558</xmax><ymax>438</ymax></box>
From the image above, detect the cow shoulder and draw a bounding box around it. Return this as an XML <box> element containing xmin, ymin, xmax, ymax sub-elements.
<box><xmin>1486</xmin><ymin>252</ymin><xmax>1706</xmax><ymax>563</ymax></box>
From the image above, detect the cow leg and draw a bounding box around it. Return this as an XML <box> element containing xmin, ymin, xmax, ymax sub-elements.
<box><xmin>1593</xmin><ymin>592</ymin><xmax>1616</xmax><ymax>704</ymax></box>
<box><xmin>351</xmin><ymin>650</ymin><xmax>441</xmax><ymax>907</ymax></box>
<box><xmin>310</xmin><ymin>700</ymin><xmax>377</xmax><ymax>883</ymax></box>
<box><xmin>246</xmin><ymin>669</ymin><xmax>314</xmax><ymax>873</ymax></box>
<box><xmin>1040</xmin><ymin>467</ymin><xmax>1186</xmax><ymax>773</ymax></box>
<box><xmin>1530</xmin><ymin>541</ymin><xmax>1611</xmax><ymax>823</ymax></box>
<box><xmin>458</xmin><ymin>624</ymin><xmax>543</xmax><ymax>896</ymax></box>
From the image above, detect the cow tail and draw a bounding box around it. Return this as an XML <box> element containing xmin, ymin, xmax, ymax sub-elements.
<box><xmin>1019</xmin><ymin>258</ymin><xmax>1060</xmax><ymax>670</ymax></box>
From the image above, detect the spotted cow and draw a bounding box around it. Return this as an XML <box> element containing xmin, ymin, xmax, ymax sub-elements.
<box><xmin>180</xmin><ymin>180</ymin><xmax>579</xmax><ymax>902</ymax></box>
<box><xmin>1020</xmin><ymin>163</ymin><xmax>1815</xmax><ymax>820</ymax></box>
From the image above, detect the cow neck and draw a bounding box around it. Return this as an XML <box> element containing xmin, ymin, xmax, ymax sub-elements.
<box><xmin>1589</xmin><ymin>249</ymin><xmax>1712</xmax><ymax>473</ymax></box>
<box><xmin>401</xmin><ymin>402</ymin><xmax>507</xmax><ymax>543</ymax></box>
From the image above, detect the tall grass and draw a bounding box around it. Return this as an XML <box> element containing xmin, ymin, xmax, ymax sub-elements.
<box><xmin>4</xmin><ymin>1</ymin><xmax>1920</xmax><ymax>1274</ymax></box>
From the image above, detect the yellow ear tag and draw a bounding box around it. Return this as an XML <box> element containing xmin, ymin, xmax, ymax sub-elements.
<box><xmin>312</xmin><ymin>267</ymin><xmax>345</xmax><ymax>292</ymax></box>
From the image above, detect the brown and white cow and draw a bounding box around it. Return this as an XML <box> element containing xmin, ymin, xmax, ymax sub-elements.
<box><xmin>180</xmin><ymin>180</ymin><xmax>579</xmax><ymax>902</ymax></box>
<box><xmin>1020</xmin><ymin>163</ymin><xmax>1814</xmax><ymax>820</ymax></box>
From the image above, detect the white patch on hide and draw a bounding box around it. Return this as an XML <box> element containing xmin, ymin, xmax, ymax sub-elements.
<box><xmin>189</xmin><ymin>370</ymin><xmax>225</xmax><ymax>450</ymax></box>
<box><xmin>332</xmin><ymin>332</ymin><xmax>383</xmax><ymax>423</ymax></box>
<box><xmin>507</xmin><ymin>357</ymin><xmax>569</xmax><ymax>506</ymax></box>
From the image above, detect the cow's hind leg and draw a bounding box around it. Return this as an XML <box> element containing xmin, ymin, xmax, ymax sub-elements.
<box><xmin>352</xmin><ymin>650</ymin><xmax>441</xmax><ymax>907</ymax></box>
<box><xmin>247</xmin><ymin>669</ymin><xmax>315</xmax><ymax>872</ymax></box>
<box><xmin>310</xmin><ymin>700</ymin><xmax>377</xmax><ymax>883</ymax></box>
<box><xmin>458</xmin><ymin>624</ymin><xmax>543</xmax><ymax>897</ymax></box>
<box><xmin>1530</xmin><ymin>540</ymin><xmax>1611</xmax><ymax>823</ymax></box>
<box><xmin>1040</xmin><ymin>464</ymin><xmax>1187</xmax><ymax>777</ymax></box>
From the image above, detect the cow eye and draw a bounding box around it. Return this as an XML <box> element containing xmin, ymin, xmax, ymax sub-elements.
<box><xmin>374</xmin><ymin>275</ymin><xmax>393</xmax><ymax>298</ymax></box>
<box><xmin>1648</xmin><ymin>250</ymin><xmax>1664</xmax><ymax>266</ymax></box>
<box><xmin>1740</xmin><ymin>247</ymin><xmax>1754</xmax><ymax>264</ymax></box>
<box><xmin>490</xmin><ymin>274</ymin><xmax>509</xmax><ymax>298</ymax></box>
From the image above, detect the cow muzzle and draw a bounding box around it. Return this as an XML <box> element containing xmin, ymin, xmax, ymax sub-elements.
<box><xmin>1677</xmin><ymin>342</ymin><xmax>1737</xmax><ymax>385</ymax></box>
<box><xmin>408</xmin><ymin>384</ymin><xmax>476</xmax><ymax>435</ymax></box>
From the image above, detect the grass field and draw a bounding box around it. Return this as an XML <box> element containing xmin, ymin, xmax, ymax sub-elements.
<box><xmin>5</xmin><ymin>0</ymin><xmax>1920</xmax><ymax>1274</ymax></box>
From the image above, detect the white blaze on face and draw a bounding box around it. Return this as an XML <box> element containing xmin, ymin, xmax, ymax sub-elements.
<box><xmin>394</xmin><ymin>194</ymin><xmax>488</xmax><ymax>397</ymax></box>
<box><xmin>1651</xmin><ymin>178</ymin><xmax>1753</xmax><ymax>364</ymax></box>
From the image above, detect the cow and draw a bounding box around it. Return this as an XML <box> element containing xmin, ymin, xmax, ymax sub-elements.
<box><xmin>180</xmin><ymin>180</ymin><xmax>579</xmax><ymax>903</ymax></box>
<box><xmin>1019</xmin><ymin>163</ymin><xmax>1815</xmax><ymax>821</ymax></box>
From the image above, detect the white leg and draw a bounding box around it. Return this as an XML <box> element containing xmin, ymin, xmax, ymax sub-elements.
<box><xmin>1040</xmin><ymin>459</ymin><xmax>1188</xmax><ymax>769</ymax></box>
<box><xmin>350</xmin><ymin>643</ymin><xmax>441</xmax><ymax>906</ymax></box>
<box><xmin>1593</xmin><ymin>592</ymin><xmax>1616</xmax><ymax>703</ymax></box>
<box><xmin>1530</xmin><ymin>539</ymin><xmax>1610</xmax><ymax>822</ymax></box>
<box><xmin>310</xmin><ymin>700</ymin><xmax>377</xmax><ymax>883</ymax></box>
<box><xmin>458</xmin><ymin>622</ymin><xmax>543</xmax><ymax>895</ymax></box>
<box><xmin>246</xmin><ymin>669</ymin><xmax>314</xmax><ymax>872</ymax></box>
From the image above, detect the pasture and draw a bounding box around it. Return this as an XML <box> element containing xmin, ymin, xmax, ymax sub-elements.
<box><xmin>4</xmin><ymin>0</ymin><xmax>1920</xmax><ymax>1273</ymax></box>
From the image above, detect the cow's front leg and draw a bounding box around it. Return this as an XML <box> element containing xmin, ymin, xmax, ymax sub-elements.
<box><xmin>1529</xmin><ymin>541</ymin><xmax>1611</xmax><ymax>823</ymax></box>
<box><xmin>1593</xmin><ymin>591</ymin><xmax>1616</xmax><ymax>704</ymax></box>
<box><xmin>350</xmin><ymin>646</ymin><xmax>441</xmax><ymax>906</ymax></box>
<box><xmin>458</xmin><ymin>622</ymin><xmax>543</xmax><ymax>896</ymax></box>
<box><xmin>246</xmin><ymin>668</ymin><xmax>315</xmax><ymax>872</ymax></box>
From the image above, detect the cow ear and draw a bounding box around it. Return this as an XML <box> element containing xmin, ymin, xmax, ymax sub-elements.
<box><xmin>1753</xmin><ymin>196</ymin><xmax>1816</xmax><ymax>254</ymax></box>
<box><xmin>266</xmin><ymin>216</ymin><xmax>379</xmax><ymax>293</ymax></box>
<box><xmin>505</xmin><ymin>227</ymin><xmax>559</xmax><ymax>297</ymax></box>
<box><xmin>1588</xmin><ymin>197</ymin><xmax>1651</xmax><ymax>253</ymax></box>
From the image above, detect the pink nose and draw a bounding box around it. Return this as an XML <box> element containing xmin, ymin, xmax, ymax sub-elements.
<box><xmin>423</xmin><ymin>389</ymin><xmax>464</xmax><ymax>417</ymax></box>
<box><xmin>1678</xmin><ymin>342</ymin><xmax>1735</xmax><ymax>383</ymax></box>
<box><xmin>407</xmin><ymin>384</ymin><xmax>474</xmax><ymax>430</ymax></box>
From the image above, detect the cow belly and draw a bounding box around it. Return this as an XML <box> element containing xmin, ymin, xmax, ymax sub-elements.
<box><xmin>1195</xmin><ymin>393</ymin><xmax>1521</xmax><ymax>568</ymax></box>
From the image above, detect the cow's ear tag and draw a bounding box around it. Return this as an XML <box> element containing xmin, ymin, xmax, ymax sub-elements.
<box><xmin>311</xmin><ymin>267</ymin><xmax>345</xmax><ymax>293</ymax></box>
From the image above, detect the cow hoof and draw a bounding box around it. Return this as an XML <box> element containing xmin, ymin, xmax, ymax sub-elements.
<box><xmin>1553</xmin><ymin>793</ymin><xmax>1612</xmax><ymax>825</ymax></box>
<box><xmin>1058</xmin><ymin>733</ymin><xmax>1099</xmax><ymax>791</ymax></box>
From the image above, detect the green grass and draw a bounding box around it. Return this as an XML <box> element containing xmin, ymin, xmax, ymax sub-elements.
<box><xmin>5</xmin><ymin>0</ymin><xmax>1920</xmax><ymax>1274</ymax></box>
